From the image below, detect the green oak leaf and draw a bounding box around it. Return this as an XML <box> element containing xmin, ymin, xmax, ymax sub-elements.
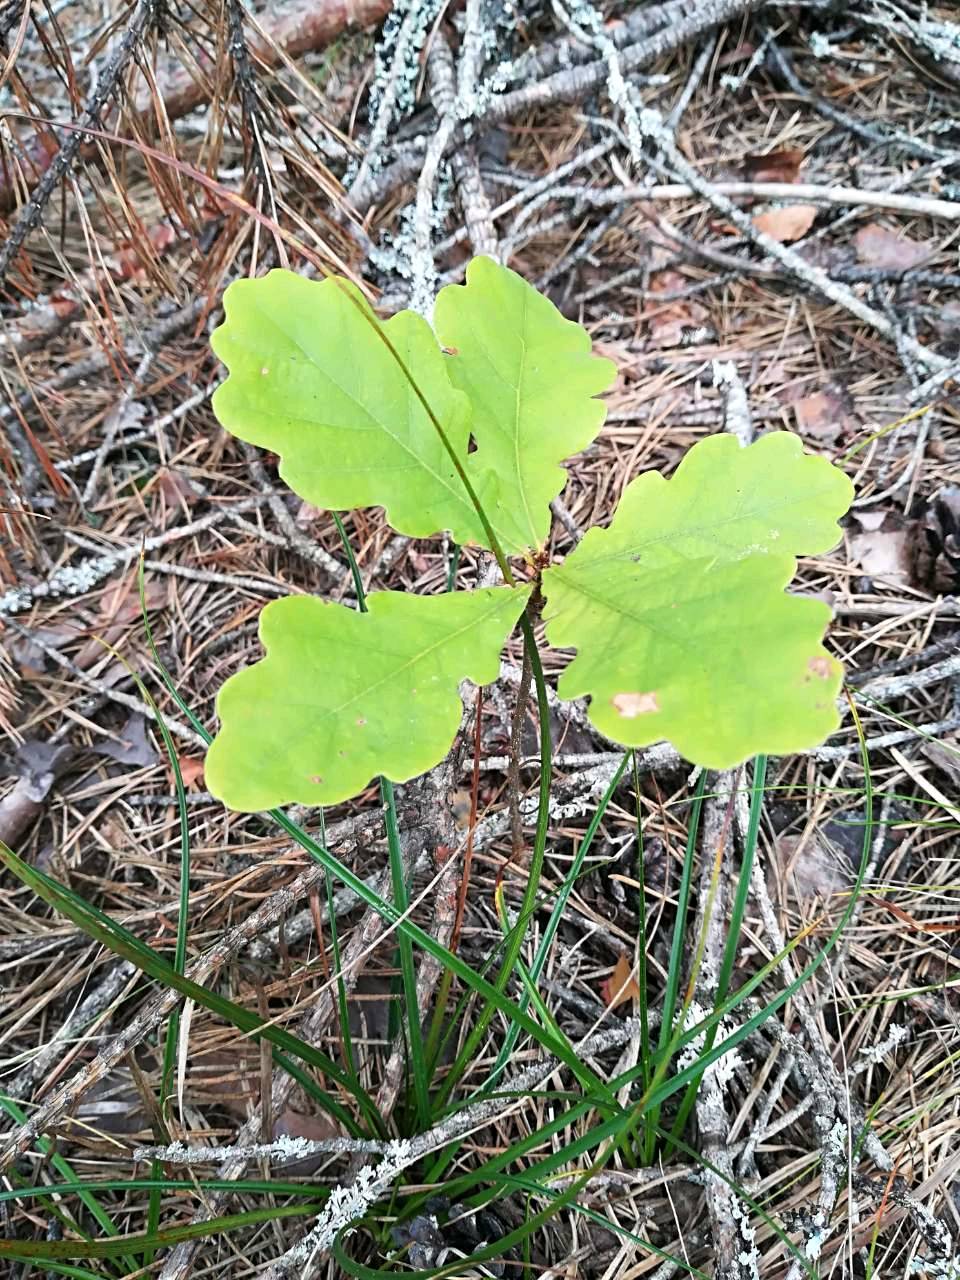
<box><xmin>434</xmin><ymin>256</ymin><xmax>617</xmax><ymax>555</ymax></box>
<box><xmin>210</xmin><ymin>270</ymin><xmax>486</xmax><ymax>545</ymax></box>
<box><xmin>205</xmin><ymin>585</ymin><xmax>531</xmax><ymax>811</ymax></box>
<box><xmin>541</xmin><ymin>432</ymin><xmax>854</xmax><ymax>767</ymax></box>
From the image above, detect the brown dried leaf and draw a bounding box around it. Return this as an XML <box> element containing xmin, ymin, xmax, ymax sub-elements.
<box><xmin>752</xmin><ymin>204</ymin><xmax>817</xmax><ymax>242</ymax></box>
<box><xmin>793</xmin><ymin>383</ymin><xmax>857</xmax><ymax>441</ymax></box>
<box><xmin>177</xmin><ymin>755</ymin><xmax>206</xmax><ymax>788</ymax></box>
<box><xmin>775</xmin><ymin>833</ymin><xmax>853</xmax><ymax>902</ymax></box>
<box><xmin>645</xmin><ymin>270</ymin><xmax>709</xmax><ymax>347</ymax></box>
<box><xmin>155</xmin><ymin>468</ymin><xmax>200</xmax><ymax>508</ymax></box>
<box><xmin>849</xmin><ymin>529</ymin><xmax>910</xmax><ymax>580</ymax></box>
<box><xmin>743</xmin><ymin>148</ymin><xmax>804</xmax><ymax>183</ymax></box>
<box><xmin>601</xmin><ymin>953</ymin><xmax>640</xmax><ymax>1008</ymax></box>
<box><xmin>271</xmin><ymin>1109</ymin><xmax>342</xmax><ymax>1173</ymax></box>
<box><xmin>854</xmin><ymin>223</ymin><xmax>931</xmax><ymax>271</ymax></box>
<box><xmin>114</xmin><ymin>223</ymin><xmax>178</xmax><ymax>282</ymax></box>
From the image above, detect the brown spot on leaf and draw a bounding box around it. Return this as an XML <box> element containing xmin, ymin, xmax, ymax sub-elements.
<box><xmin>612</xmin><ymin>691</ymin><xmax>660</xmax><ymax>718</ymax></box>
<box><xmin>807</xmin><ymin>657</ymin><xmax>833</xmax><ymax>680</ymax></box>
<box><xmin>309</xmin><ymin>775</ymin><xmax>324</xmax><ymax>785</ymax></box>
<box><xmin>356</xmin><ymin>717</ymin><xmax>366</xmax><ymax>726</ymax></box>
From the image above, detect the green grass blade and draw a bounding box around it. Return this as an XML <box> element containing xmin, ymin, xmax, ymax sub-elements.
<box><xmin>334</xmin><ymin>514</ymin><xmax>431</xmax><ymax>1128</ymax></box>
<box><xmin>612</xmin><ymin>718</ymin><xmax>874</xmax><ymax>1118</ymax></box>
<box><xmin>130</xmin><ymin>634</ymin><xmax>191</xmax><ymax>1260</ymax></box>
<box><xmin>382</xmin><ymin>776</ymin><xmax>431</xmax><ymax>1126</ymax></box>
<box><xmin>325</xmin><ymin>854</ymin><xmax>358</xmax><ymax>1083</ymax></box>
<box><xmin>268</xmin><ymin>809</ymin><xmax>608</xmax><ymax>1094</ymax></box>
<box><xmin>630</xmin><ymin>751</ymin><xmax>654</xmax><ymax>1159</ymax></box>
<box><xmin>642</xmin><ymin>768</ymin><xmax>706</xmax><ymax>1159</ymax></box>
<box><xmin>485</xmin><ymin>752</ymin><xmax>630</xmax><ymax>1090</ymax></box>
<box><xmin>0</xmin><ymin>1096</ymin><xmax>136</xmax><ymax>1276</ymax></box>
<box><xmin>333</xmin><ymin>1159</ymin><xmax>597</xmax><ymax>1280</ymax></box>
<box><xmin>0</xmin><ymin>839</ymin><xmax>375</xmax><ymax>1134</ymax></box>
<box><xmin>137</xmin><ymin>566</ymin><xmax>606</xmax><ymax>1095</ymax></box>
<box><xmin>435</xmin><ymin>608</ymin><xmax>561</xmax><ymax>1106</ymax></box>
<box><xmin>0</xmin><ymin>1201</ymin><xmax>315</xmax><ymax>1261</ymax></box>
<box><xmin>0</xmin><ymin>1176</ymin><xmax>332</xmax><ymax>1205</ymax></box>
<box><xmin>667</xmin><ymin>757</ymin><xmax>767</xmax><ymax>1151</ymax></box>
<box><xmin>659</xmin><ymin>769</ymin><xmax>707</xmax><ymax>1051</ymax></box>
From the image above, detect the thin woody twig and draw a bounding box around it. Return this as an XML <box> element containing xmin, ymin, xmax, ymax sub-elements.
<box><xmin>81</xmin><ymin>351</ymin><xmax>156</xmax><ymax>505</ymax></box>
<box><xmin>0</xmin><ymin>498</ymin><xmax>267</xmax><ymax>616</ymax></box>
<box><xmin>693</xmin><ymin>773</ymin><xmax>760</xmax><ymax>1280</ymax></box>
<box><xmin>636</xmin><ymin>108</ymin><xmax>951</xmax><ymax>375</ymax></box>
<box><xmin>410</xmin><ymin>35</ymin><xmax>460</xmax><ymax>315</ymax></box>
<box><xmin>585</xmin><ymin>179</ymin><xmax>960</xmax><ymax>222</ymax></box>
<box><xmin>351</xmin><ymin>0</ymin><xmax>758</xmax><ymax>216</ymax></box>
<box><xmin>3</xmin><ymin>617</ymin><xmax>207</xmax><ymax>748</ymax></box>
<box><xmin>155</xmin><ymin>888</ymin><xmax>400</xmax><ymax>1280</ymax></box>
<box><xmin>0</xmin><ymin>0</ymin><xmax>158</xmax><ymax>287</ymax></box>
<box><xmin>688</xmin><ymin>365</ymin><xmax>758</xmax><ymax>1279</ymax></box>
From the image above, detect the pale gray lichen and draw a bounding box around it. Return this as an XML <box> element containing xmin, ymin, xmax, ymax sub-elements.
<box><xmin>731</xmin><ymin>1195</ymin><xmax>761</xmax><ymax>1280</ymax></box>
<box><xmin>856</xmin><ymin>1021</ymin><xmax>910</xmax><ymax>1067</ymax></box>
<box><xmin>674</xmin><ymin>1001</ymin><xmax>742</xmax><ymax>1088</ymax></box>
<box><xmin>281</xmin><ymin>1138</ymin><xmax>414</xmax><ymax>1268</ymax></box>
<box><xmin>368</xmin><ymin>0</ymin><xmax>442</xmax><ymax>125</ymax></box>
<box><xmin>1</xmin><ymin>551</ymin><xmax>131</xmax><ymax>616</ymax></box>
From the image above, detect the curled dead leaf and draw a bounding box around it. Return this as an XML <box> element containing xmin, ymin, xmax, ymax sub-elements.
<box><xmin>601</xmin><ymin>953</ymin><xmax>640</xmax><ymax>1008</ymax></box>
<box><xmin>793</xmin><ymin>383</ymin><xmax>857</xmax><ymax>442</ymax></box>
<box><xmin>854</xmin><ymin>223</ymin><xmax>931</xmax><ymax>271</ymax></box>
<box><xmin>910</xmin><ymin>486</ymin><xmax>960</xmax><ymax>593</ymax></box>
<box><xmin>644</xmin><ymin>270</ymin><xmax>710</xmax><ymax>348</ymax></box>
<box><xmin>775</xmin><ymin>833</ymin><xmax>852</xmax><ymax>903</ymax></box>
<box><xmin>752</xmin><ymin>204</ymin><xmax>817</xmax><ymax>243</ymax></box>
<box><xmin>742</xmin><ymin>148</ymin><xmax>804</xmax><ymax>183</ymax></box>
<box><xmin>176</xmin><ymin>755</ymin><xmax>205</xmax><ymax>788</ymax></box>
<box><xmin>850</xmin><ymin>528</ymin><xmax>910</xmax><ymax>581</ymax></box>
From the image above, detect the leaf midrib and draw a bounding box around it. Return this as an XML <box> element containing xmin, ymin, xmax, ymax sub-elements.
<box><xmin>457</xmin><ymin>288</ymin><xmax>540</xmax><ymax>550</ymax></box>
<box><xmin>281</xmin><ymin>591</ymin><xmax>528</xmax><ymax>727</ymax></box>
<box><xmin>249</xmin><ymin>297</ymin><xmax>478</xmax><ymax>527</ymax></box>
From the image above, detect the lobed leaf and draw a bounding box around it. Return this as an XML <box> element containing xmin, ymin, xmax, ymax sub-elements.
<box><xmin>541</xmin><ymin>432</ymin><xmax>854</xmax><ymax>767</ymax></box>
<box><xmin>435</xmin><ymin>256</ymin><xmax>617</xmax><ymax>555</ymax></box>
<box><xmin>205</xmin><ymin>586</ymin><xmax>531</xmax><ymax>810</ymax></box>
<box><xmin>210</xmin><ymin>260</ymin><xmax>616</xmax><ymax>558</ymax></box>
<box><xmin>210</xmin><ymin>271</ymin><xmax>486</xmax><ymax>545</ymax></box>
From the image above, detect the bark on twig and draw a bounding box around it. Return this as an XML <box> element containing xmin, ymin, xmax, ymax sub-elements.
<box><xmin>0</xmin><ymin>0</ymin><xmax>393</xmax><ymax>213</ymax></box>
<box><xmin>0</xmin><ymin>0</ymin><xmax>158</xmax><ymax>282</ymax></box>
